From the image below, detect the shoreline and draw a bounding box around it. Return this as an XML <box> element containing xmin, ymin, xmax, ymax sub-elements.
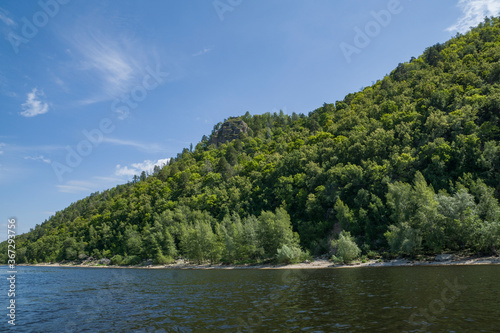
<box><xmin>15</xmin><ymin>255</ymin><xmax>500</xmax><ymax>270</ymax></box>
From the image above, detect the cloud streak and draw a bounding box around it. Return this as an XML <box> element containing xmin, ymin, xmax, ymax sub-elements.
<box><xmin>24</xmin><ymin>155</ymin><xmax>51</xmax><ymax>164</ymax></box>
<box><xmin>447</xmin><ymin>0</ymin><xmax>500</xmax><ymax>33</ymax></box>
<box><xmin>102</xmin><ymin>137</ymin><xmax>166</xmax><ymax>153</ymax></box>
<box><xmin>0</xmin><ymin>72</ymin><xmax>15</xmax><ymax>97</ymax></box>
<box><xmin>20</xmin><ymin>88</ymin><xmax>49</xmax><ymax>117</ymax></box>
<box><xmin>0</xmin><ymin>7</ymin><xmax>15</xmax><ymax>27</ymax></box>
<box><xmin>56</xmin><ymin>176</ymin><xmax>124</xmax><ymax>194</ymax></box>
<box><xmin>56</xmin><ymin>180</ymin><xmax>95</xmax><ymax>193</ymax></box>
<box><xmin>192</xmin><ymin>46</ymin><xmax>214</xmax><ymax>57</ymax></box>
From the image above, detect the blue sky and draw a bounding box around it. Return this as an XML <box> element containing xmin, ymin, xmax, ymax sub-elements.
<box><xmin>0</xmin><ymin>0</ymin><xmax>498</xmax><ymax>239</ymax></box>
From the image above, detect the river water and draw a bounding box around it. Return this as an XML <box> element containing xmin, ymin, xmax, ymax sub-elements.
<box><xmin>1</xmin><ymin>265</ymin><xmax>499</xmax><ymax>332</ymax></box>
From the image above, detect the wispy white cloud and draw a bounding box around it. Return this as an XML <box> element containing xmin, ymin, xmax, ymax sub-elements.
<box><xmin>447</xmin><ymin>0</ymin><xmax>500</xmax><ymax>33</ymax></box>
<box><xmin>0</xmin><ymin>7</ymin><xmax>15</xmax><ymax>27</ymax></box>
<box><xmin>24</xmin><ymin>155</ymin><xmax>51</xmax><ymax>164</ymax></box>
<box><xmin>20</xmin><ymin>88</ymin><xmax>49</xmax><ymax>117</ymax></box>
<box><xmin>56</xmin><ymin>176</ymin><xmax>124</xmax><ymax>194</ymax></box>
<box><xmin>114</xmin><ymin>165</ymin><xmax>137</xmax><ymax>177</ymax></box>
<box><xmin>0</xmin><ymin>8</ymin><xmax>19</xmax><ymax>58</ymax></box>
<box><xmin>66</xmin><ymin>26</ymin><xmax>147</xmax><ymax>102</ymax></box>
<box><xmin>115</xmin><ymin>158</ymin><xmax>170</xmax><ymax>177</ymax></box>
<box><xmin>93</xmin><ymin>176</ymin><xmax>123</xmax><ymax>183</ymax></box>
<box><xmin>102</xmin><ymin>137</ymin><xmax>166</xmax><ymax>153</ymax></box>
<box><xmin>0</xmin><ymin>143</ymin><xmax>5</xmax><ymax>155</ymax></box>
<box><xmin>52</xmin><ymin>75</ymin><xmax>70</xmax><ymax>94</ymax></box>
<box><xmin>0</xmin><ymin>72</ymin><xmax>16</xmax><ymax>97</ymax></box>
<box><xmin>192</xmin><ymin>46</ymin><xmax>214</xmax><ymax>57</ymax></box>
<box><xmin>56</xmin><ymin>180</ymin><xmax>95</xmax><ymax>193</ymax></box>
<box><xmin>75</xmin><ymin>96</ymin><xmax>110</xmax><ymax>106</ymax></box>
<box><xmin>78</xmin><ymin>33</ymin><xmax>135</xmax><ymax>94</ymax></box>
<box><xmin>55</xmin><ymin>13</ymin><xmax>169</xmax><ymax>109</ymax></box>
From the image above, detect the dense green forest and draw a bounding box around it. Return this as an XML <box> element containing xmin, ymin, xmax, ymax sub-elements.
<box><xmin>4</xmin><ymin>18</ymin><xmax>500</xmax><ymax>265</ymax></box>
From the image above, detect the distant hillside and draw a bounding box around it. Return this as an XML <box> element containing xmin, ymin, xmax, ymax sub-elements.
<box><xmin>4</xmin><ymin>17</ymin><xmax>500</xmax><ymax>265</ymax></box>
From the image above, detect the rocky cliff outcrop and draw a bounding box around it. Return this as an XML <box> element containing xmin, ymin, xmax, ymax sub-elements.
<box><xmin>209</xmin><ymin>119</ymin><xmax>249</xmax><ymax>146</ymax></box>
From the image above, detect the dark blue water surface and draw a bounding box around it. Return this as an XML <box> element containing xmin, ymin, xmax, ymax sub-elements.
<box><xmin>0</xmin><ymin>265</ymin><xmax>499</xmax><ymax>332</ymax></box>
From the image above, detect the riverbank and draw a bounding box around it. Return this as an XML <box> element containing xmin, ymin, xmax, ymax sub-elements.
<box><xmin>17</xmin><ymin>254</ymin><xmax>500</xmax><ymax>270</ymax></box>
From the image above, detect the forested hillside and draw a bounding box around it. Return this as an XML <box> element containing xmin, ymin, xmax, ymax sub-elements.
<box><xmin>4</xmin><ymin>17</ymin><xmax>500</xmax><ymax>265</ymax></box>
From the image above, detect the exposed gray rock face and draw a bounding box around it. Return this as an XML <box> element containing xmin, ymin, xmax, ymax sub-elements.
<box><xmin>209</xmin><ymin>119</ymin><xmax>249</xmax><ymax>146</ymax></box>
<box><xmin>98</xmin><ymin>258</ymin><xmax>111</xmax><ymax>265</ymax></box>
<box><xmin>435</xmin><ymin>254</ymin><xmax>454</xmax><ymax>262</ymax></box>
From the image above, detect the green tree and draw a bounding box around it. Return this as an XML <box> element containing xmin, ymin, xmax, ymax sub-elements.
<box><xmin>331</xmin><ymin>231</ymin><xmax>361</xmax><ymax>263</ymax></box>
<box><xmin>257</xmin><ymin>208</ymin><xmax>300</xmax><ymax>257</ymax></box>
<box><xmin>384</xmin><ymin>222</ymin><xmax>422</xmax><ymax>255</ymax></box>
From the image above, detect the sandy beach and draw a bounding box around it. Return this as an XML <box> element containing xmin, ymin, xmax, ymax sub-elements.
<box><xmin>17</xmin><ymin>255</ymin><xmax>500</xmax><ymax>270</ymax></box>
